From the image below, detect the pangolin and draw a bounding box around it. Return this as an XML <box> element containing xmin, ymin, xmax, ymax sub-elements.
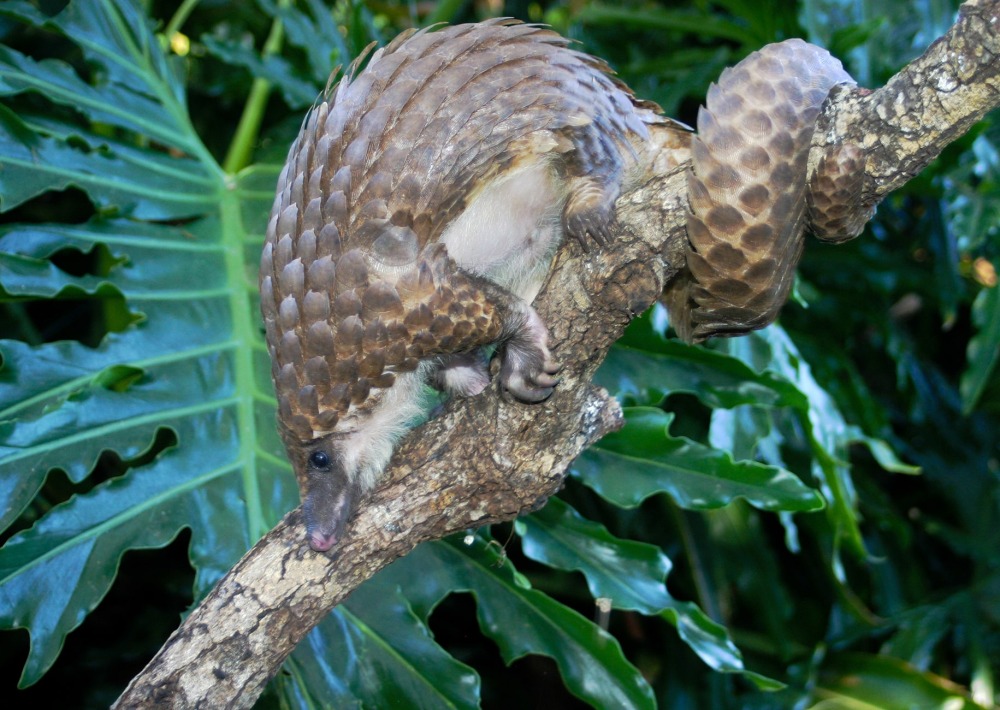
<box><xmin>673</xmin><ymin>38</ymin><xmax>872</xmax><ymax>341</ymax></box>
<box><xmin>259</xmin><ymin>20</ymin><xmax>870</xmax><ymax>551</ymax></box>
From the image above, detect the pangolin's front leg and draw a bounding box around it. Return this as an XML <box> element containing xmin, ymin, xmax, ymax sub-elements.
<box><xmin>261</xmin><ymin>237</ymin><xmax>560</xmax><ymax>550</ymax></box>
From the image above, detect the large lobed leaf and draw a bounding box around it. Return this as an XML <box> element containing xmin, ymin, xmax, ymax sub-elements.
<box><xmin>597</xmin><ymin>313</ymin><xmax>916</xmax><ymax>563</ymax></box>
<box><xmin>0</xmin><ymin>0</ymin><xmax>291</xmax><ymax>686</ymax></box>
<box><xmin>576</xmin><ymin>406</ymin><xmax>825</xmax><ymax>512</ymax></box>
<box><xmin>517</xmin><ymin>496</ymin><xmax>782</xmax><ymax>690</ymax></box>
<box><xmin>377</xmin><ymin>536</ymin><xmax>657</xmax><ymax>709</ymax></box>
<box><xmin>280</xmin><ymin>583</ymin><xmax>481</xmax><ymax>709</ymax></box>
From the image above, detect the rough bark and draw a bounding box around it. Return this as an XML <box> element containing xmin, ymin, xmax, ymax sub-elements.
<box><xmin>114</xmin><ymin>1</ymin><xmax>1000</xmax><ymax>707</ymax></box>
<box><xmin>817</xmin><ymin>0</ymin><xmax>1000</xmax><ymax>203</ymax></box>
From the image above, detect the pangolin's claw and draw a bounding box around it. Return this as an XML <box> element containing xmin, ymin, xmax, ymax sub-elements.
<box><xmin>499</xmin><ymin>305</ymin><xmax>560</xmax><ymax>403</ymax></box>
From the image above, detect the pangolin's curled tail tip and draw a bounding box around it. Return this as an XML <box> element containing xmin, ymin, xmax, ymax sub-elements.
<box><xmin>809</xmin><ymin>142</ymin><xmax>872</xmax><ymax>244</ymax></box>
<box><xmin>673</xmin><ymin>38</ymin><xmax>872</xmax><ymax>342</ymax></box>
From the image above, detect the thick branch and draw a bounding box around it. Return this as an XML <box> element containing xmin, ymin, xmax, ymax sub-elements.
<box><xmin>819</xmin><ymin>0</ymin><xmax>1000</xmax><ymax>202</ymax></box>
<box><xmin>115</xmin><ymin>2</ymin><xmax>1000</xmax><ymax>707</ymax></box>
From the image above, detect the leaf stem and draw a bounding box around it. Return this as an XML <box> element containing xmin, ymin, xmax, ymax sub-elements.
<box><xmin>671</xmin><ymin>503</ymin><xmax>722</xmax><ymax>622</ymax></box>
<box><xmin>222</xmin><ymin>2</ymin><xmax>290</xmax><ymax>175</ymax></box>
<box><xmin>3</xmin><ymin>303</ymin><xmax>43</xmax><ymax>345</ymax></box>
<box><xmin>164</xmin><ymin>0</ymin><xmax>202</xmax><ymax>39</ymax></box>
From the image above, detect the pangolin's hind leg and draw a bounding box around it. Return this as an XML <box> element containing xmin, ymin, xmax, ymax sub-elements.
<box><xmin>431</xmin><ymin>351</ymin><xmax>491</xmax><ymax>397</ymax></box>
<box><xmin>495</xmin><ymin>301</ymin><xmax>561</xmax><ymax>402</ymax></box>
<box><xmin>562</xmin><ymin>174</ymin><xmax>620</xmax><ymax>248</ymax></box>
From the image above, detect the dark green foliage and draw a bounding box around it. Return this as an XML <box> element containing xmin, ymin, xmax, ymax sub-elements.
<box><xmin>1</xmin><ymin>0</ymin><xmax>997</xmax><ymax>707</ymax></box>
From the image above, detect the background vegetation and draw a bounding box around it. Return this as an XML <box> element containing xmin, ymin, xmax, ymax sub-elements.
<box><xmin>0</xmin><ymin>0</ymin><xmax>997</xmax><ymax>707</ymax></box>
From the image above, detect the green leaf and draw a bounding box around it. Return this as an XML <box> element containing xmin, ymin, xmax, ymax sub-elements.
<box><xmin>201</xmin><ymin>36</ymin><xmax>320</xmax><ymax>110</ymax></box>
<box><xmin>0</xmin><ymin>107</ymin><xmax>213</xmax><ymax>219</ymax></box>
<box><xmin>280</xmin><ymin>585</ymin><xmax>480</xmax><ymax>709</ymax></box>
<box><xmin>961</xmin><ymin>285</ymin><xmax>1000</xmax><ymax>414</ymax></box>
<box><xmin>575</xmin><ymin>407</ymin><xmax>824</xmax><ymax>513</ymax></box>
<box><xmin>0</xmin><ymin>45</ymin><xmax>191</xmax><ymax>153</ymax></box>
<box><xmin>945</xmin><ymin>132</ymin><xmax>1000</xmax><ymax>255</ymax></box>
<box><xmin>880</xmin><ymin>604</ymin><xmax>953</xmax><ymax>668</ymax></box>
<box><xmin>660</xmin><ymin>598</ymin><xmax>785</xmax><ymax>692</ymax></box>
<box><xmin>2</xmin><ymin>0</ymin><xmax>186</xmax><ymax>105</ymax></box>
<box><xmin>815</xmin><ymin>653</ymin><xmax>981</xmax><ymax>710</ymax></box>
<box><xmin>597</xmin><ymin>340</ymin><xmax>809</xmax><ymax>410</ymax></box>
<box><xmin>845</xmin><ymin>428</ymin><xmax>921</xmax><ymax>475</ymax></box>
<box><xmin>721</xmin><ymin>329</ymin><xmax>869</xmax><ymax>562</ymax></box>
<box><xmin>378</xmin><ymin>536</ymin><xmax>656</xmax><ymax>709</ymax></box>
<box><xmin>518</xmin><ymin>497</ymin><xmax>673</xmax><ymax>613</ymax></box>
<box><xmin>827</xmin><ymin>18</ymin><xmax>886</xmax><ymax>56</ymax></box>
<box><xmin>260</xmin><ymin>0</ymin><xmax>350</xmax><ymax>84</ymax></box>
<box><xmin>518</xmin><ymin>497</ymin><xmax>781</xmax><ymax>686</ymax></box>
<box><xmin>709</xmin><ymin>404</ymin><xmax>785</xmax><ymax>464</ymax></box>
<box><xmin>0</xmin><ymin>0</ymin><xmax>293</xmax><ymax>686</ymax></box>
<box><xmin>0</xmin><ymin>414</ymin><xmax>255</xmax><ymax>686</ymax></box>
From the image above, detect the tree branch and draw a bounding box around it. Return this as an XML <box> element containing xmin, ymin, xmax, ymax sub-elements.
<box><xmin>821</xmin><ymin>0</ymin><xmax>1000</xmax><ymax>201</ymax></box>
<box><xmin>115</xmin><ymin>2</ymin><xmax>1000</xmax><ymax>706</ymax></box>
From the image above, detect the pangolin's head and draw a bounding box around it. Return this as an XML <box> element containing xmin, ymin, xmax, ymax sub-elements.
<box><xmin>280</xmin><ymin>427</ymin><xmax>360</xmax><ymax>552</ymax></box>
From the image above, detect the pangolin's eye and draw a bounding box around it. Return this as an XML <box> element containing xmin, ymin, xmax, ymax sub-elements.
<box><xmin>308</xmin><ymin>451</ymin><xmax>331</xmax><ymax>469</ymax></box>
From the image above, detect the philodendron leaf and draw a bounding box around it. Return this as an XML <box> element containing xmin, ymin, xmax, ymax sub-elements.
<box><xmin>0</xmin><ymin>0</ymin><xmax>295</xmax><ymax>686</ymax></box>
<box><xmin>815</xmin><ymin>653</ymin><xmax>981</xmax><ymax>709</ymax></box>
<box><xmin>0</xmin><ymin>0</ymin><xmax>218</xmax><ymax>219</ymax></box>
<box><xmin>281</xmin><ymin>586</ymin><xmax>480</xmax><ymax>710</ymax></box>
<box><xmin>259</xmin><ymin>0</ymin><xmax>351</xmax><ymax>84</ymax></box>
<box><xmin>517</xmin><ymin>497</ymin><xmax>781</xmax><ymax>689</ymax></box>
<box><xmin>723</xmin><ymin>328</ymin><xmax>870</xmax><ymax>562</ymax></box>
<box><xmin>518</xmin><ymin>496</ymin><xmax>673</xmax><ymax>613</ymax></box>
<box><xmin>0</xmin><ymin>105</ymin><xmax>216</xmax><ymax>220</ymax></box>
<box><xmin>377</xmin><ymin>536</ymin><xmax>656</xmax><ymax>709</ymax></box>
<box><xmin>960</xmin><ymin>284</ymin><xmax>1000</xmax><ymax>414</ymax></box>
<box><xmin>597</xmin><ymin>340</ymin><xmax>808</xmax><ymax>410</ymax></box>
<box><xmin>601</xmin><ymin>324</ymin><xmax>915</xmax><ymax>563</ymax></box>
<box><xmin>201</xmin><ymin>36</ymin><xmax>319</xmax><ymax>110</ymax></box>
<box><xmin>575</xmin><ymin>407</ymin><xmax>824</xmax><ymax>512</ymax></box>
<box><xmin>0</xmin><ymin>414</ymin><xmax>255</xmax><ymax>686</ymax></box>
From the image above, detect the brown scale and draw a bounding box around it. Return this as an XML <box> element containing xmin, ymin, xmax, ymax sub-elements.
<box><xmin>669</xmin><ymin>39</ymin><xmax>872</xmax><ymax>342</ymax></box>
<box><xmin>808</xmin><ymin>144</ymin><xmax>874</xmax><ymax>243</ymax></box>
<box><xmin>260</xmin><ymin>22</ymin><xmax>872</xmax><ymax>551</ymax></box>
<box><xmin>260</xmin><ymin>19</ymin><xmax>679</xmax><ymax>445</ymax></box>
